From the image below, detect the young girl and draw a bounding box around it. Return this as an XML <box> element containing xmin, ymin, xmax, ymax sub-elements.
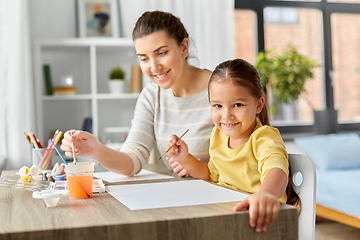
<box><xmin>166</xmin><ymin>58</ymin><xmax>297</xmax><ymax>233</ymax></box>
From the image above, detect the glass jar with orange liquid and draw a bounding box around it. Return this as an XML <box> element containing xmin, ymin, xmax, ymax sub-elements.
<box><xmin>65</xmin><ymin>162</ymin><xmax>94</xmax><ymax>199</ymax></box>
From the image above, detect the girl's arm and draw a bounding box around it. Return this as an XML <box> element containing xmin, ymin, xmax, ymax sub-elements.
<box><xmin>166</xmin><ymin>135</ymin><xmax>210</xmax><ymax>180</ymax></box>
<box><xmin>233</xmin><ymin>168</ymin><xmax>287</xmax><ymax>233</ymax></box>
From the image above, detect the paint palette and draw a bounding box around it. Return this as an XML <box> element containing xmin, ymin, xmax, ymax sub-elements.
<box><xmin>92</xmin><ymin>179</ymin><xmax>105</xmax><ymax>193</ymax></box>
<box><xmin>54</xmin><ymin>179</ymin><xmax>105</xmax><ymax>193</ymax></box>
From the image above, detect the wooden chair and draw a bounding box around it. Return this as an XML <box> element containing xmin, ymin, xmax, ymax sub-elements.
<box><xmin>288</xmin><ymin>154</ymin><xmax>317</xmax><ymax>240</ymax></box>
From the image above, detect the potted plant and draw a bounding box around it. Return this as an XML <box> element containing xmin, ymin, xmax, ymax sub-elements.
<box><xmin>256</xmin><ymin>45</ymin><xmax>336</xmax><ymax>133</ymax></box>
<box><xmin>108</xmin><ymin>67</ymin><xmax>126</xmax><ymax>94</ymax></box>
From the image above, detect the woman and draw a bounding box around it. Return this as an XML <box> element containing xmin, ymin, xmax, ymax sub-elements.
<box><xmin>61</xmin><ymin>11</ymin><xmax>213</xmax><ymax>177</ymax></box>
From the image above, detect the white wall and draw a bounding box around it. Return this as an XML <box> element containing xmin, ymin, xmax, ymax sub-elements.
<box><xmin>29</xmin><ymin>0</ymin><xmax>77</xmax><ymax>39</ymax></box>
<box><xmin>28</xmin><ymin>0</ymin><xmax>145</xmax><ymax>39</ymax></box>
<box><xmin>29</xmin><ymin>0</ymin><xmax>234</xmax><ymax>71</ymax></box>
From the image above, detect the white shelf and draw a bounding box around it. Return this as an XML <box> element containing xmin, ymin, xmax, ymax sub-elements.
<box><xmin>41</xmin><ymin>93</ymin><xmax>140</xmax><ymax>101</ymax></box>
<box><xmin>96</xmin><ymin>93</ymin><xmax>140</xmax><ymax>99</ymax></box>
<box><xmin>33</xmin><ymin>38</ymin><xmax>139</xmax><ymax>143</ymax></box>
<box><xmin>36</xmin><ymin>38</ymin><xmax>134</xmax><ymax>47</ymax></box>
<box><xmin>42</xmin><ymin>94</ymin><xmax>93</xmax><ymax>101</ymax></box>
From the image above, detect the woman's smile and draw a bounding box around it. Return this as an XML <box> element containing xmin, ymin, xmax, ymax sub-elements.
<box><xmin>153</xmin><ymin>70</ymin><xmax>170</xmax><ymax>81</ymax></box>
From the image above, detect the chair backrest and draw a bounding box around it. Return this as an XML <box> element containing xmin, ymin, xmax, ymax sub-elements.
<box><xmin>288</xmin><ymin>153</ymin><xmax>317</xmax><ymax>240</ymax></box>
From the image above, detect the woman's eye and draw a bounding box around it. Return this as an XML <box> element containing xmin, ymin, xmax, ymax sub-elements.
<box><xmin>234</xmin><ymin>103</ymin><xmax>243</xmax><ymax>107</ymax></box>
<box><xmin>159</xmin><ymin>51</ymin><xmax>167</xmax><ymax>56</ymax></box>
<box><xmin>139</xmin><ymin>57</ymin><xmax>147</xmax><ymax>62</ymax></box>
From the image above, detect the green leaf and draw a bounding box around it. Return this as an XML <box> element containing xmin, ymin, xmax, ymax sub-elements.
<box><xmin>255</xmin><ymin>44</ymin><xmax>320</xmax><ymax>113</ymax></box>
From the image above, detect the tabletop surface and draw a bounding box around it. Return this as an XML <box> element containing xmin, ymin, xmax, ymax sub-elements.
<box><xmin>0</xmin><ymin>162</ymin><xmax>299</xmax><ymax>240</ymax></box>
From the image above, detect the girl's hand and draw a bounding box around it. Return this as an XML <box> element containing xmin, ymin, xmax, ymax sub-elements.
<box><xmin>233</xmin><ymin>191</ymin><xmax>280</xmax><ymax>233</ymax></box>
<box><xmin>166</xmin><ymin>157</ymin><xmax>189</xmax><ymax>177</ymax></box>
<box><xmin>166</xmin><ymin>134</ymin><xmax>190</xmax><ymax>164</ymax></box>
<box><xmin>60</xmin><ymin>130</ymin><xmax>100</xmax><ymax>159</ymax></box>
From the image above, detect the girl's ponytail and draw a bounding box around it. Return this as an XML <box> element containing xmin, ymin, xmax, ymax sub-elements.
<box><xmin>257</xmin><ymin>91</ymin><xmax>270</xmax><ymax>126</ymax></box>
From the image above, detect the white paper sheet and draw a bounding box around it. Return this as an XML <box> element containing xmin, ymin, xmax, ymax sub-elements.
<box><xmin>94</xmin><ymin>169</ymin><xmax>173</xmax><ymax>183</ymax></box>
<box><xmin>106</xmin><ymin>180</ymin><xmax>249</xmax><ymax>210</ymax></box>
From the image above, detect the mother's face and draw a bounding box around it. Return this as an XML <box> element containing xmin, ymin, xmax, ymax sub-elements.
<box><xmin>134</xmin><ymin>30</ymin><xmax>189</xmax><ymax>89</ymax></box>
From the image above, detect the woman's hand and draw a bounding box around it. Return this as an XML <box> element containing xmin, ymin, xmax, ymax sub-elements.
<box><xmin>233</xmin><ymin>191</ymin><xmax>280</xmax><ymax>233</ymax></box>
<box><xmin>166</xmin><ymin>157</ymin><xmax>189</xmax><ymax>177</ymax></box>
<box><xmin>61</xmin><ymin>130</ymin><xmax>100</xmax><ymax>159</ymax></box>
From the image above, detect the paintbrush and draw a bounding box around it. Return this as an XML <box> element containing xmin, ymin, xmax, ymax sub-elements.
<box><xmin>158</xmin><ymin>129</ymin><xmax>189</xmax><ymax>160</ymax></box>
<box><xmin>72</xmin><ymin>142</ymin><xmax>77</xmax><ymax>165</ymax></box>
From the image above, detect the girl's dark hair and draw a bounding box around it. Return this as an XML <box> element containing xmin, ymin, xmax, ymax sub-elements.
<box><xmin>209</xmin><ymin>58</ymin><xmax>300</xmax><ymax>207</ymax></box>
<box><xmin>286</xmin><ymin>169</ymin><xmax>301</xmax><ymax>209</ymax></box>
<box><xmin>132</xmin><ymin>11</ymin><xmax>189</xmax><ymax>46</ymax></box>
<box><xmin>208</xmin><ymin>58</ymin><xmax>270</xmax><ymax>126</ymax></box>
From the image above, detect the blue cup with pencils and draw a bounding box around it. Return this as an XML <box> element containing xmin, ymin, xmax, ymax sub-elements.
<box><xmin>32</xmin><ymin>148</ymin><xmax>55</xmax><ymax>170</ymax></box>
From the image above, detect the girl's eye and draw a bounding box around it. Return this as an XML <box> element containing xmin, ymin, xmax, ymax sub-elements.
<box><xmin>139</xmin><ymin>57</ymin><xmax>147</xmax><ymax>62</ymax></box>
<box><xmin>234</xmin><ymin>103</ymin><xmax>243</xmax><ymax>107</ymax></box>
<box><xmin>214</xmin><ymin>104</ymin><xmax>222</xmax><ymax>108</ymax></box>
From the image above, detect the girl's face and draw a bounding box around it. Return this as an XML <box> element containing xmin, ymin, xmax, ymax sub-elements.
<box><xmin>134</xmin><ymin>30</ymin><xmax>188</xmax><ymax>89</ymax></box>
<box><xmin>209</xmin><ymin>80</ymin><xmax>264</xmax><ymax>147</ymax></box>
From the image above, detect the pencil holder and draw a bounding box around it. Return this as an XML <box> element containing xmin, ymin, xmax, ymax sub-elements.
<box><xmin>32</xmin><ymin>148</ymin><xmax>55</xmax><ymax>171</ymax></box>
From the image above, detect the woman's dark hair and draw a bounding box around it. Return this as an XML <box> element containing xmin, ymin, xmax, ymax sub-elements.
<box><xmin>209</xmin><ymin>58</ymin><xmax>300</xmax><ymax>208</ymax></box>
<box><xmin>208</xmin><ymin>58</ymin><xmax>270</xmax><ymax>126</ymax></box>
<box><xmin>132</xmin><ymin>11</ymin><xmax>189</xmax><ymax>46</ymax></box>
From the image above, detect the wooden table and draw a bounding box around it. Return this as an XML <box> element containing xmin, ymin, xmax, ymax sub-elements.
<box><xmin>0</xmin><ymin>163</ymin><xmax>298</xmax><ymax>240</ymax></box>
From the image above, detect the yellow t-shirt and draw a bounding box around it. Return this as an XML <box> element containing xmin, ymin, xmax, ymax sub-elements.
<box><xmin>208</xmin><ymin>118</ymin><xmax>289</xmax><ymax>203</ymax></box>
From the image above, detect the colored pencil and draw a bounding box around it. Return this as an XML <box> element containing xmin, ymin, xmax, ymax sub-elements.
<box><xmin>40</xmin><ymin>131</ymin><xmax>58</xmax><ymax>170</ymax></box>
<box><xmin>24</xmin><ymin>132</ymin><xmax>31</xmax><ymax>145</ymax></box>
<box><xmin>43</xmin><ymin>131</ymin><xmax>62</xmax><ymax>170</ymax></box>
<box><xmin>28</xmin><ymin>132</ymin><xmax>39</xmax><ymax>149</ymax></box>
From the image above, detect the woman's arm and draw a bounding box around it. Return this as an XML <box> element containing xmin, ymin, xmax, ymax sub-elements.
<box><xmin>117</xmin><ymin>83</ymin><xmax>159</xmax><ymax>175</ymax></box>
<box><xmin>61</xmin><ymin>85</ymin><xmax>160</xmax><ymax>176</ymax></box>
<box><xmin>94</xmin><ymin>142</ymin><xmax>135</xmax><ymax>175</ymax></box>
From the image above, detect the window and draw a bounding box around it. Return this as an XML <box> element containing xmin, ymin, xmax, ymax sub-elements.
<box><xmin>327</xmin><ymin>0</ymin><xmax>360</xmax><ymax>2</ymax></box>
<box><xmin>331</xmin><ymin>13</ymin><xmax>360</xmax><ymax>123</ymax></box>
<box><xmin>235</xmin><ymin>0</ymin><xmax>360</xmax><ymax>132</ymax></box>
<box><xmin>264</xmin><ymin>7</ymin><xmax>324</xmax><ymax>125</ymax></box>
<box><xmin>234</xmin><ymin>10</ymin><xmax>257</xmax><ymax>65</ymax></box>
<box><xmin>264</xmin><ymin>7</ymin><xmax>298</xmax><ymax>24</ymax></box>
<box><xmin>273</xmin><ymin>0</ymin><xmax>320</xmax><ymax>1</ymax></box>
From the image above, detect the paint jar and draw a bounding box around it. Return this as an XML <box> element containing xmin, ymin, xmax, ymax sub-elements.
<box><xmin>65</xmin><ymin>162</ymin><xmax>94</xmax><ymax>199</ymax></box>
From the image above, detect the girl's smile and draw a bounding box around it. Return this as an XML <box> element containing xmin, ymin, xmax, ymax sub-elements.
<box><xmin>221</xmin><ymin>122</ymin><xmax>239</xmax><ymax>128</ymax></box>
<box><xmin>209</xmin><ymin>80</ymin><xmax>264</xmax><ymax>148</ymax></box>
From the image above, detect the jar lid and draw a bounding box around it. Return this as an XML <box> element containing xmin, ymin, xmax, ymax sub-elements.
<box><xmin>55</xmin><ymin>174</ymin><xmax>66</xmax><ymax>181</ymax></box>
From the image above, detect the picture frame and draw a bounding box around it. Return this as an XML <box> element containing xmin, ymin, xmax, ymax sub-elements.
<box><xmin>76</xmin><ymin>0</ymin><xmax>119</xmax><ymax>38</ymax></box>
